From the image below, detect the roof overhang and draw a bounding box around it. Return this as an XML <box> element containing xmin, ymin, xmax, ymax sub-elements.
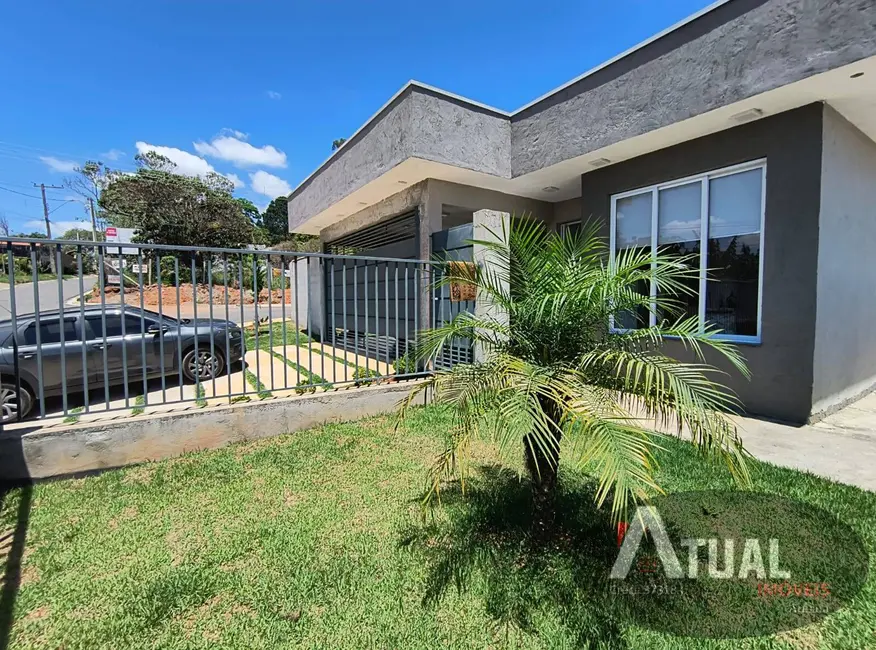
<box><xmin>289</xmin><ymin>0</ymin><xmax>876</xmax><ymax>235</ymax></box>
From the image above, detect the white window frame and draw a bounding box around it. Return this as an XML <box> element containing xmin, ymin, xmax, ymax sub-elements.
<box><xmin>609</xmin><ymin>159</ymin><xmax>767</xmax><ymax>344</ymax></box>
<box><xmin>558</xmin><ymin>221</ymin><xmax>581</xmax><ymax>237</ymax></box>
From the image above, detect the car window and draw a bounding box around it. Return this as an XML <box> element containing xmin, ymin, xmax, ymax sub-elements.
<box><xmin>22</xmin><ymin>318</ymin><xmax>77</xmax><ymax>345</ymax></box>
<box><xmin>86</xmin><ymin>314</ymin><xmax>150</xmax><ymax>339</ymax></box>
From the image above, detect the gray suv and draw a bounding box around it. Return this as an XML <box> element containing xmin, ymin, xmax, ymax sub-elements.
<box><xmin>0</xmin><ymin>305</ymin><xmax>244</xmax><ymax>421</ymax></box>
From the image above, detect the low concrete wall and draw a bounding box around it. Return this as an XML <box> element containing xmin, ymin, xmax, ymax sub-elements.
<box><xmin>0</xmin><ymin>381</ymin><xmax>427</xmax><ymax>481</ymax></box>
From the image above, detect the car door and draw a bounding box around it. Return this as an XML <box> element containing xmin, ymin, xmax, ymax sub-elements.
<box><xmin>15</xmin><ymin>315</ymin><xmax>84</xmax><ymax>398</ymax></box>
<box><xmin>84</xmin><ymin>311</ymin><xmax>161</xmax><ymax>386</ymax></box>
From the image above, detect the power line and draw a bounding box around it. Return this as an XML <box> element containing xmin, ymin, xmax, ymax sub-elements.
<box><xmin>0</xmin><ymin>184</ymin><xmax>74</xmax><ymax>201</ymax></box>
<box><xmin>0</xmin><ymin>185</ymin><xmax>43</xmax><ymax>200</ymax></box>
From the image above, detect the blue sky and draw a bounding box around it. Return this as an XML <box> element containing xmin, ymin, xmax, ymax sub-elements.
<box><xmin>0</xmin><ymin>0</ymin><xmax>711</xmax><ymax>235</ymax></box>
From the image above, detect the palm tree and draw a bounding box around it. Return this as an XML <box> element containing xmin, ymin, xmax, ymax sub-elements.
<box><xmin>399</xmin><ymin>218</ymin><xmax>751</xmax><ymax>525</ymax></box>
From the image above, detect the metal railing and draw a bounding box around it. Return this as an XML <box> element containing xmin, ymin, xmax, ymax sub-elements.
<box><xmin>0</xmin><ymin>237</ymin><xmax>456</xmax><ymax>426</ymax></box>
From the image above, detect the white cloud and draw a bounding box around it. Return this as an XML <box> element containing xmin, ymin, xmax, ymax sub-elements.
<box><xmin>134</xmin><ymin>142</ymin><xmax>245</xmax><ymax>190</ymax></box>
<box><xmin>100</xmin><ymin>148</ymin><xmax>125</xmax><ymax>161</ymax></box>
<box><xmin>135</xmin><ymin>141</ymin><xmax>216</xmax><ymax>177</ymax></box>
<box><xmin>39</xmin><ymin>156</ymin><xmax>78</xmax><ymax>173</ymax></box>
<box><xmin>226</xmin><ymin>173</ymin><xmax>245</xmax><ymax>190</ymax></box>
<box><xmin>249</xmin><ymin>170</ymin><xmax>291</xmax><ymax>198</ymax></box>
<box><xmin>266</xmin><ymin>90</ymin><xmax>282</xmax><ymax>100</ymax></box>
<box><xmin>193</xmin><ymin>134</ymin><xmax>287</xmax><ymax>169</ymax></box>
<box><xmin>219</xmin><ymin>128</ymin><xmax>248</xmax><ymax>140</ymax></box>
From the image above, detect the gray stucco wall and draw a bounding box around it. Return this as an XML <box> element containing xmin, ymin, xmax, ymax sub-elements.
<box><xmin>512</xmin><ymin>0</ymin><xmax>876</xmax><ymax>176</ymax></box>
<box><xmin>289</xmin><ymin>91</ymin><xmax>414</xmax><ymax>233</ymax></box>
<box><xmin>289</xmin><ymin>86</ymin><xmax>511</xmax><ymax>232</ymax></box>
<box><xmin>811</xmin><ymin>106</ymin><xmax>876</xmax><ymax>416</ymax></box>
<box><xmin>549</xmin><ymin>197</ymin><xmax>582</xmax><ymax>231</ymax></box>
<box><xmin>578</xmin><ymin>104</ymin><xmax>824</xmax><ymax>423</ymax></box>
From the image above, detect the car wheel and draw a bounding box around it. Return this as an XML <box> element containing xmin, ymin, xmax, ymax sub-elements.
<box><xmin>182</xmin><ymin>348</ymin><xmax>225</xmax><ymax>382</ymax></box>
<box><xmin>0</xmin><ymin>382</ymin><xmax>33</xmax><ymax>422</ymax></box>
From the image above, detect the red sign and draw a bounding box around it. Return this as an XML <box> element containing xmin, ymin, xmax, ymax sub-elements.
<box><xmin>106</xmin><ymin>227</ymin><xmax>117</xmax><ymax>237</ymax></box>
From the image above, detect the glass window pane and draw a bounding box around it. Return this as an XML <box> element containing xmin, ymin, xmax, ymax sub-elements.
<box><xmin>706</xmin><ymin>169</ymin><xmax>762</xmax><ymax>336</ymax></box>
<box><xmin>658</xmin><ymin>182</ymin><xmax>702</xmax><ymax>245</ymax></box>
<box><xmin>616</xmin><ymin>192</ymin><xmax>651</xmax><ymax>249</ymax></box>
<box><xmin>614</xmin><ymin>192</ymin><xmax>652</xmax><ymax>329</ymax></box>
<box><xmin>86</xmin><ymin>315</ymin><xmax>119</xmax><ymax>339</ymax></box>
<box><xmin>23</xmin><ymin>319</ymin><xmax>77</xmax><ymax>345</ymax></box>
<box><xmin>658</xmin><ymin>182</ymin><xmax>702</xmax><ymax>323</ymax></box>
<box><xmin>708</xmin><ymin>169</ymin><xmax>762</xmax><ymax>239</ymax></box>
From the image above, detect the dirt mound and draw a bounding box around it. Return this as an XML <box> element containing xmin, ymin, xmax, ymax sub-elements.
<box><xmin>87</xmin><ymin>283</ymin><xmax>292</xmax><ymax>306</ymax></box>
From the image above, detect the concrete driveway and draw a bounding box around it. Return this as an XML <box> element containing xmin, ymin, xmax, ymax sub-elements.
<box><xmin>730</xmin><ymin>395</ymin><xmax>876</xmax><ymax>491</ymax></box>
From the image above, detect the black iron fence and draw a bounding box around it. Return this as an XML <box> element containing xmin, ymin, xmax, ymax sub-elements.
<box><xmin>0</xmin><ymin>237</ymin><xmax>469</xmax><ymax>425</ymax></box>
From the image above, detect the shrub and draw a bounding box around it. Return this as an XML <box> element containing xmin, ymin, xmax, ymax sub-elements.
<box><xmin>159</xmin><ymin>256</ymin><xmax>192</xmax><ymax>285</ymax></box>
<box><xmin>392</xmin><ymin>352</ymin><xmax>419</xmax><ymax>375</ymax></box>
<box><xmin>295</xmin><ymin>379</ymin><xmax>316</xmax><ymax>395</ymax></box>
<box><xmin>353</xmin><ymin>367</ymin><xmax>380</xmax><ymax>386</ymax></box>
<box><xmin>13</xmin><ymin>257</ymin><xmax>31</xmax><ymax>277</ymax></box>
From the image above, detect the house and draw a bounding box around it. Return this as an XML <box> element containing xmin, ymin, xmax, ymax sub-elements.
<box><xmin>2</xmin><ymin>241</ymin><xmax>76</xmax><ymax>275</ymax></box>
<box><xmin>286</xmin><ymin>0</ymin><xmax>876</xmax><ymax>424</ymax></box>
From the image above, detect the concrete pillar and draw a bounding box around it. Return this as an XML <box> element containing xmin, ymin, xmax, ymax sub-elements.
<box><xmin>417</xmin><ymin>181</ymin><xmax>443</xmax><ymax>334</ymax></box>
<box><xmin>306</xmin><ymin>257</ymin><xmax>324</xmax><ymax>338</ymax></box>
<box><xmin>472</xmin><ymin>209</ymin><xmax>510</xmax><ymax>362</ymax></box>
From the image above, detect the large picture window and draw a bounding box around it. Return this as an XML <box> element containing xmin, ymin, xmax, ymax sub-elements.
<box><xmin>610</xmin><ymin>160</ymin><xmax>766</xmax><ymax>342</ymax></box>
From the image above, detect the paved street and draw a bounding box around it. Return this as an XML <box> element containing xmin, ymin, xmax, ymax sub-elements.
<box><xmin>0</xmin><ymin>276</ymin><xmax>97</xmax><ymax>317</ymax></box>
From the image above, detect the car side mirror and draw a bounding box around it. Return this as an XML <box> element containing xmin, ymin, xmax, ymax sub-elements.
<box><xmin>147</xmin><ymin>324</ymin><xmax>169</xmax><ymax>334</ymax></box>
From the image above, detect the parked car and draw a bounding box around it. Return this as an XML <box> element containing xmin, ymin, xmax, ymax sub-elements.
<box><xmin>0</xmin><ymin>305</ymin><xmax>244</xmax><ymax>421</ymax></box>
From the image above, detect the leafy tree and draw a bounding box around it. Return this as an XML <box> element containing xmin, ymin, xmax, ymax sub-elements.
<box><xmin>399</xmin><ymin>219</ymin><xmax>751</xmax><ymax>526</ymax></box>
<box><xmin>235</xmin><ymin>198</ymin><xmax>261</xmax><ymax>226</ymax></box>
<box><xmin>65</xmin><ymin>161</ymin><xmax>123</xmax><ymax>227</ymax></box>
<box><xmin>99</xmin><ymin>152</ymin><xmax>253</xmax><ymax>251</ymax></box>
<box><xmin>261</xmin><ymin>196</ymin><xmax>289</xmax><ymax>244</ymax></box>
<box><xmin>331</xmin><ymin>138</ymin><xmax>347</xmax><ymax>151</ymax></box>
<box><xmin>14</xmin><ymin>231</ymin><xmax>47</xmax><ymax>239</ymax></box>
<box><xmin>251</xmin><ymin>226</ymin><xmax>272</xmax><ymax>246</ymax></box>
<box><xmin>61</xmin><ymin>228</ymin><xmax>102</xmax><ymax>242</ymax></box>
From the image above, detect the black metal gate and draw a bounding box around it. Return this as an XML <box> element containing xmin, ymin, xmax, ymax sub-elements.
<box><xmin>431</xmin><ymin>223</ymin><xmax>475</xmax><ymax>368</ymax></box>
<box><xmin>323</xmin><ymin>212</ymin><xmax>418</xmax><ymax>361</ymax></box>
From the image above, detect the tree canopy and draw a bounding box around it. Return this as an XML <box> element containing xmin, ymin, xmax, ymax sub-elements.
<box><xmin>66</xmin><ymin>161</ymin><xmax>120</xmax><ymax>228</ymax></box>
<box><xmin>261</xmin><ymin>196</ymin><xmax>289</xmax><ymax>244</ymax></box>
<box><xmin>99</xmin><ymin>152</ymin><xmax>254</xmax><ymax>249</ymax></box>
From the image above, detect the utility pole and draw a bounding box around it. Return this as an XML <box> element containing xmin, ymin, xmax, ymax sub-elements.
<box><xmin>33</xmin><ymin>183</ymin><xmax>63</xmax><ymax>238</ymax></box>
<box><xmin>88</xmin><ymin>197</ymin><xmax>98</xmax><ymax>241</ymax></box>
<box><xmin>34</xmin><ymin>183</ymin><xmax>64</xmax><ymax>273</ymax></box>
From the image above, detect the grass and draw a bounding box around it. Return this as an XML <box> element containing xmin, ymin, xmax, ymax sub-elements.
<box><xmin>246</xmin><ymin>319</ymin><xmax>375</xmax><ymax>387</ymax></box>
<box><xmin>1</xmin><ymin>406</ymin><xmax>874</xmax><ymax>649</ymax></box>
<box><xmin>194</xmin><ymin>383</ymin><xmax>207</xmax><ymax>408</ymax></box>
<box><xmin>269</xmin><ymin>351</ymin><xmax>324</xmax><ymax>387</ymax></box>
<box><xmin>62</xmin><ymin>406</ymin><xmax>84</xmax><ymax>424</ymax></box>
<box><xmin>243</xmin><ymin>369</ymin><xmax>272</xmax><ymax>400</ymax></box>
<box><xmin>131</xmin><ymin>395</ymin><xmax>146</xmax><ymax>416</ymax></box>
<box><xmin>0</xmin><ymin>273</ymin><xmax>76</xmax><ymax>284</ymax></box>
<box><xmin>243</xmin><ymin>321</ymin><xmax>309</xmax><ymax>352</ymax></box>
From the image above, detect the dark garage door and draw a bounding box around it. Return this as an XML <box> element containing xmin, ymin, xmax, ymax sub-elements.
<box><xmin>323</xmin><ymin>212</ymin><xmax>419</xmax><ymax>359</ymax></box>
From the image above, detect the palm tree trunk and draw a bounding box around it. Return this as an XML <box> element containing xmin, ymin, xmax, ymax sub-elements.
<box><xmin>524</xmin><ymin>396</ymin><xmax>563</xmax><ymax>531</ymax></box>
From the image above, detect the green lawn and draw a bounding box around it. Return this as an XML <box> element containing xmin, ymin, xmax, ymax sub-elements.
<box><xmin>1</xmin><ymin>406</ymin><xmax>874</xmax><ymax>649</ymax></box>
